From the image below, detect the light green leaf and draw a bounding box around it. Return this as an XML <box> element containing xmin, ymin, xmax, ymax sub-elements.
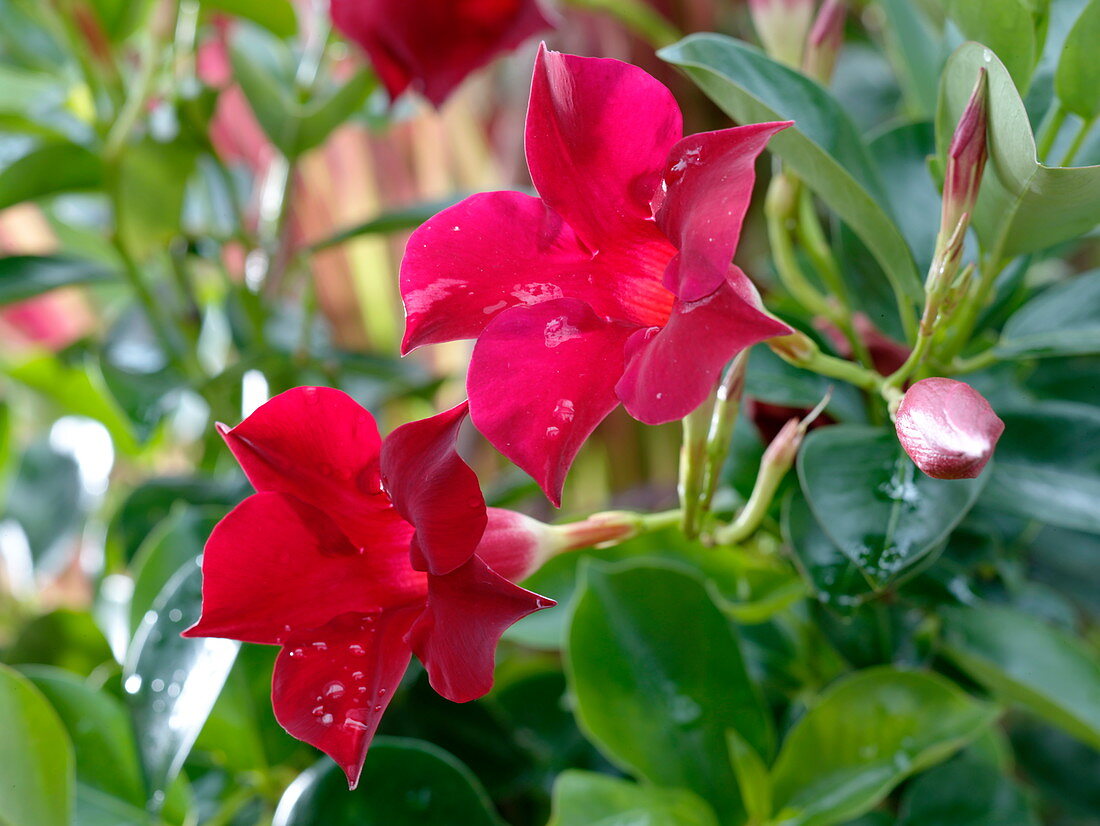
<box><xmin>0</xmin><ymin>663</ymin><xmax>75</xmax><ymax>826</ymax></box>
<box><xmin>997</xmin><ymin>269</ymin><xmax>1100</xmax><ymax>357</ymax></box>
<box><xmin>1054</xmin><ymin>0</ymin><xmax>1100</xmax><ymax>118</ymax></box>
<box><xmin>727</xmin><ymin>730</ymin><xmax>772</xmax><ymax>823</ymax></box>
<box><xmin>198</xmin><ymin>0</ymin><xmax>298</xmax><ymax>38</ymax></box>
<box><xmin>936</xmin><ymin>42</ymin><xmax>1100</xmax><ymax>258</ymax></box>
<box><xmin>0</xmin><ymin>143</ymin><xmax>103</xmax><ymax>209</ymax></box>
<box><xmin>659</xmin><ymin>34</ymin><xmax>923</xmax><ymax>308</ymax></box>
<box><xmin>943</xmin><ymin>0</ymin><xmax>1038</xmax><ymax>89</ymax></box>
<box><xmin>566</xmin><ymin>560</ymin><xmax>772</xmax><ymax>823</ymax></box>
<box><xmin>770</xmin><ymin>668</ymin><xmax>998</xmax><ymax>826</ymax></box>
<box><xmin>295</xmin><ymin>70</ymin><xmax>376</xmax><ymax>155</ymax></box>
<box><xmin>112</xmin><ymin>140</ymin><xmax>197</xmax><ymax>261</ymax></box>
<box><xmin>942</xmin><ymin>604</ymin><xmax>1100</xmax><ymax>750</ymax></box>
<box><xmin>0</xmin><ymin>255</ymin><xmax>117</xmax><ymax>304</ymax></box>
<box><xmin>549</xmin><ymin>771</ymin><xmax>720</xmax><ymax>826</ymax></box>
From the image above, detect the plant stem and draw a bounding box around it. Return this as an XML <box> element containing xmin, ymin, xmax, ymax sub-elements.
<box><xmin>700</xmin><ymin>352</ymin><xmax>749</xmax><ymax>514</ymax></box>
<box><xmin>1060</xmin><ymin>115</ymin><xmax>1096</xmax><ymax>167</ymax></box>
<box><xmin>766</xmin><ymin>176</ymin><xmax>832</xmax><ymax>316</ymax></box>
<box><xmin>1035</xmin><ymin>102</ymin><xmax>1067</xmax><ymax>163</ymax></box>
<box><xmin>770</xmin><ymin>335</ymin><xmax>884</xmax><ymax>394</ymax></box>
<box><xmin>679</xmin><ymin>403</ymin><xmax>710</xmax><ymax>539</ymax></box>
<box><xmin>937</xmin><ymin>254</ymin><xmax>1006</xmax><ymax>364</ymax></box>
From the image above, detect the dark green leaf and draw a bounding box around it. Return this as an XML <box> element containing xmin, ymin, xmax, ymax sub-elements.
<box><xmin>566</xmin><ymin>560</ymin><xmax>772</xmax><ymax>823</ymax></box>
<box><xmin>942</xmin><ymin>603</ymin><xmax>1100</xmax><ymax>750</ymax></box>
<box><xmin>770</xmin><ymin>667</ymin><xmax>998</xmax><ymax>826</ymax></box>
<box><xmin>997</xmin><ymin>269</ymin><xmax>1100</xmax><ymax>357</ymax></box>
<box><xmin>880</xmin><ymin>0</ymin><xmax>944</xmax><ymax>117</ymax></box>
<box><xmin>1010</xmin><ymin>717</ymin><xmax>1100</xmax><ymax>818</ymax></box>
<box><xmin>1054</xmin><ymin>0</ymin><xmax>1100</xmax><ymax>118</ymax></box>
<box><xmin>74</xmin><ymin>783</ymin><xmax>154</xmax><ymax>826</ymax></box>
<box><xmin>272</xmin><ymin>739</ymin><xmax>502</xmax><ymax>825</ymax></box>
<box><xmin>0</xmin><ymin>143</ymin><xmax>102</xmax><ymax>209</ymax></box>
<box><xmin>295</xmin><ymin>70</ymin><xmax>376</xmax><ymax>155</ymax></box>
<box><xmin>797</xmin><ymin>425</ymin><xmax>986</xmax><ymax>586</ymax></box>
<box><xmin>727</xmin><ymin>730</ymin><xmax>772</xmax><ymax>824</ymax></box>
<box><xmin>0</xmin><ymin>663</ymin><xmax>74</xmax><ymax>826</ymax></box>
<box><xmin>897</xmin><ymin>750</ymin><xmax>1039</xmax><ymax>826</ymax></box>
<box><xmin>548</xmin><ymin>770</ymin><xmax>720</xmax><ymax>826</ymax></box>
<box><xmin>124</xmin><ymin>560</ymin><xmax>239</xmax><ymax>808</ymax></box>
<box><xmin>198</xmin><ymin>0</ymin><xmax>298</xmax><ymax>38</ymax></box>
<box><xmin>936</xmin><ymin>42</ymin><xmax>1100</xmax><ymax>257</ymax></box>
<box><xmin>943</xmin><ymin>0</ymin><xmax>1038</xmax><ymax>89</ymax></box>
<box><xmin>4</xmin><ymin>609</ymin><xmax>115</xmax><ymax>676</ymax></box>
<box><xmin>2</xmin><ymin>439</ymin><xmax>83</xmax><ymax>570</ymax></box>
<box><xmin>659</xmin><ymin>35</ymin><xmax>923</xmax><ymax>308</ymax></box>
<box><xmin>980</xmin><ymin>402</ymin><xmax>1100</xmax><ymax>533</ymax></box>
<box><xmin>0</xmin><ymin>255</ymin><xmax>116</xmax><ymax>304</ymax></box>
<box><xmin>745</xmin><ymin>343</ymin><xmax>868</xmax><ymax>423</ymax></box>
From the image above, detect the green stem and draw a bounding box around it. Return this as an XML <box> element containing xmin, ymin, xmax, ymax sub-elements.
<box><xmin>766</xmin><ymin>177</ymin><xmax>832</xmax><ymax>316</ymax></box>
<box><xmin>561</xmin><ymin>0</ymin><xmax>683</xmax><ymax>48</ymax></box>
<box><xmin>938</xmin><ymin>255</ymin><xmax>1007</xmax><ymax>364</ymax></box>
<box><xmin>1060</xmin><ymin>115</ymin><xmax>1096</xmax><ymax>167</ymax></box>
<box><xmin>770</xmin><ymin>337</ymin><xmax>884</xmax><ymax>394</ymax></box>
<box><xmin>679</xmin><ymin>403</ymin><xmax>710</xmax><ymax>539</ymax></box>
<box><xmin>949</xmin><ymin>348</ymin><xmax>1000</xmax><ymax>374</ymax></box>
<box><xmin>1035</xmin><ymin>102</ymin><xmax>1067</xmax><ymax>163</ymax></box>
<box><xmin>700</xmin><ymin>352</ymin><xmax>748</xmax><ymax>514</ymax></box>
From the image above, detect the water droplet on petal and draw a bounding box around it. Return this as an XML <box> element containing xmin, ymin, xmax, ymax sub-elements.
<box><xmin>324</xmin><ymin>681</ymin><xmax>346</xmax><ymax>699</ymax></box>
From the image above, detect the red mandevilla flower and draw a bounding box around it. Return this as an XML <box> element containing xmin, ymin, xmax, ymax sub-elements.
<box><xmin>183</xmin><ymin>387</ymin><xmax>554</xmax><ymax>787</ymax></box>
<box><xmin>895</xmin><ymin>377</ymin><xmax>1005</xmax><ymax>480</ymax></box>
<box><xmin>329</xmin><ymin>0</ymin><xmax>554</xmax><ymax>106</ymax></box>
<box><xmin>400</xmin><ymin>46</ymin><xmax>792</xmax><ymax>505</ymax></box>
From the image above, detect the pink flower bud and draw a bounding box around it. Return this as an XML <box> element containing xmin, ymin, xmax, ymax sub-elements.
<box><xmin>474</xmin><ymin>508</ymin><xmax>560</xmax><ymax>582</ymax></box>
<box><xmin>895</xmin><ymin>378</ymin><xmax>1004</xmax><ymax>480</ymax></box>
<box><xmin>802</xmin><ymin>0</ymin><xmax>845</xmax><ymax>83</ymax></box>
<box><xmin>941</xmin><ymin>69</ymin><xmax>989</xmax><ymax>238</ymax></box>
<box><xmin>748</xmin><ymin>0</ymin><xmax>817</xmax><ymax>67</ymax></box>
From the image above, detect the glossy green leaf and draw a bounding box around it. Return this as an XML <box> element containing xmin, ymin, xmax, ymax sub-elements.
<box><xmin>1011</xmin><ymin>717</ymin><xmax>1100</xmax><ymax>817</ymax></box>
<box><xmin>548</xmin><ymin>770</ymin><xmax>720</xmax><ymax>826</ymax></box>
<box><xmin>1054</xmin><ymin>0</ymin><xmax>1100</xmax><ymax>118</ymax></box>
<box><xmin>0</xmin><ymin>255</ymin><xmax>117</xmax><ymax>304</ymax></box>
<box><xmin>997</xmin><ymin>269</ymin><xmax>1100</xmax><ymax>357</ymax></box>
<box><xmin>74</xmin><ymin>784</ymin><xmax>154</xmax><ymax>826</ymax></box>
<box><xmin>897</xmin><ymin>750</ymin><xmax>1039</xmax><ymax>826</ymax></box>
<box><xmin>21</xmin><ymin>666</ymin><xmax>145</xmax><ymax>807</ymax></box>
<box><xmin>566</xmin><ymin>560</ymin><xmax>772</xmax><ymax>823</ymax></box>
<box><xmin>770</xmin><ymin>668</ymin><xmax>998</xmax><ymax>826</ymax></box>
<box><xmin>943</xmin><ymin>0</ymin><xmax>1038</xmax><ymax>89</ymax></box>
<box><xmin>980</xmin><ymin>402</ymin><xmax>1100</xmax><ymax>533</ymax></box>
<box><xmin>727</xmin><ymin>730</ymin><xmax>772</xmax><ymax>824</ymax></box>
<box><xmin>0</xmin><ymin>663</ymin><xmax>75</xmax><ymax>826</ymax></box>
<box><xmin>295</xmin><ymin>70</ymin><xmax>376</xmax><ymax>156</ymax></box>
<box><xmin>0</xmin><ymin>143</ymin><xmax>102</xmax><ymax>209</ymax></box>
<box><xmin>2</xmin><ymin>440</ymin><xmax>83</xmax><ymax>570</ymax></box>
<box><xmin>198</xmin><ymin>0</ymin><xmax>298</xmax><ymax>37</ymax></box>
<box><xmin>936</xmin><ymin>42</ymin><xmax>1100</xmax><ymax>257</ymax></box>
<box><xmin>942</xmin><ymin>603</ymin><xmax>1100</xmax><ymax>750</ymax></box>
<box><xmin>659</xmin><ymin>35</ymin><xmax>923</xmax><ymax>306</ymax></box>
<box><xmin>797</xmin><ymin>425</ymin><xmax>987</xmax><ymax>586</ymax></box>
<box><xmin>272</xmin><ymin>739</ymin><xmax>502</xmax><ymax>825</ymax></box>
<box><xmin>124</xmin><ymin>560</ymin><xmax>239</xmax><ymax>808</ymax></box>
<box><xmin>5</xmin><ymin>609</ymin><xmax>115</xmax><ymax>676</ymax></box>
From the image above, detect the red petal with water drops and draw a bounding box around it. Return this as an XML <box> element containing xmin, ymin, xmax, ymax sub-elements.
<box><xmin>467</xmin><ymin>298</ymin><xmax>634</xmax><ymax>506</ymax></box>
<box><xmin>219</xmin><ymin>387</ymin><xmax>392</xmax><ymax>545</ymax></box>
<box><xmin>272</xmin><ymin>607</ymin><xmax>421</xmax><ymax>789</ymax></box>
<box><xmin>381</xmin><ymin>401</ymin><xmax>486</xmax><ymax>576</ymax></box>
<box><xmin>526</xmin><ymin>45</ymin><xmax>682</xmax><ymax>249</ymax></box>
<box><xmin>183</xmin><ymin>492</ymin><xmax>423</xmax><ymax>645</ymax></box>
<box><xmin>616</xmin><ymin>271</ymin><xmax>791</xmax><ymax>424</ymax></box>
<box><xmin>895</xmin><ymin>378</ymin><xmax>1005</xmax><ymax>480</ymax></box>
<box><xmin>654</xmin><ymin>122</ymin><xmax>791</xmax><ymax>301</ymax></box>
<box><xmin>407</xmin><ymin>556</ymin><xmax>554</xmax><ymax>703</ymax></box>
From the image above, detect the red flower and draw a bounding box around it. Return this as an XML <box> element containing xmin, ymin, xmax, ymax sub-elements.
<box><xmin>895</xmin><ymin>378</ymin><xmax>1005</xmax><ymax>480</ymax></box>
<box><xmin>329</xmin><ymin>0</ymin><xmax>554</xmax><ymax>106</ymax></box>
<box><xmin>183</xmin><ymin>387</ymin><xmax>554</xmax><ymax>787</ymax></box>
<box><xmin>400</xmin><ymin>46</ymin><xmax>792</xmax><ymax>505</ymax></box>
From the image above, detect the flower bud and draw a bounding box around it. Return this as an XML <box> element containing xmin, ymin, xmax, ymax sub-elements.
<box><xmin>941</xmin><ymin>69</ymin><xmax>989</xmax><ymax>240</ymax></box>
<box><xmin>748</xmin><ymin>0</ymin><xmax>816</xmax><ymax>67</ymax></box>
<box><xmin>769</xmin><ymin>329</ymin><xmax>819</xmax><ymax>364</ymax></box>
<box><xmin>895</xmin><ymin>378</ymin><xmax>1004</xmax><ymax>480</ymax></box>
<box><xmin>802</xmin><ymin>0</ymin><xmax>845</xmax><ymax>84</ymax></box>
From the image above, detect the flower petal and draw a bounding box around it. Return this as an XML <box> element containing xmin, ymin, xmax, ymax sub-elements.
<box><xmin>895</xmin><ymin>377</ymin><xmax>1005</xmax><ymax>479</ymax></box>
<box><xmin>330</xmin><ymin>0</ymin><xmax>553</xmax><ymax>106</ymax></box>
<box><xmin>407</xmin><ymin>556</ymin><xmax>554</xmax><ymax>703</ymax></box>
<box><xmin>526</xmin><ymin>45</ymin><xmax>682</xmax><ymax>248</ymax></box>
<box><xmin>183</xmin><ymin>492</ymin><xmax>423</xmax><ymax>645</ymax></box>
<box><xmin>380</xmin><ymin>401</ymin><xmax>486</xmax><ymax>576</ymax></box>
<box><xmin>467</xmin><ymin>298</ymin><xmax>634</xmax><ymax>506</ymax></box>
<box><xmin>654</xmin><ymin>122</ymin><xmax>791</xmax><ymax>301</ymax></box>
<box><xmin>219</xmin><ymin>387</ymin><xmax>392</xmax><ymax>545</ymax></box>
<box><xmin>616</xmin><ymin>270</ymin><xmax>792</xmax><ymax>424</ymax></box>
<box><xmin>272</xmin><ymin>607</ymin><xmax>420</xmax><ymax>789</ymax></box>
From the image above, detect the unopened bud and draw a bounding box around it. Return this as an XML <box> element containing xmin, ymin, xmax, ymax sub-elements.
<box><xmin>895</xmin><ymin>378</ymin><xmax>1004</xmax><ymax>480</ymax></box>
<box><xmin>769</xmin><ymin>330</ymin><xmax>819</xmax><ymax>364</ymax></box>
<box><xmin>475</xmin><ymin>508</ymin><xmax>559</xmax><ymax>582</ymax></box>
<box><xmin>748</xmin><ymin>0</ymin><xmax>816</xmax><ymax>67</ymax></box>
<box><xmin>802</xmin><ymin>0</ymin><xmax>845</xmax><ymax>83</ymax></box>
<box><xmin>763</xmin><ymin>417</ymin><xmax>804</xmax><ymax>470</ymax></box>
<box><xmin>941</xmin><ymin>69</ymin><xmax>989</xmax><ymax>242</ymax></box>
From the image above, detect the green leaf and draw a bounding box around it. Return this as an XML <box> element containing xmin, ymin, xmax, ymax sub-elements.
<box><xmin>0</xmin><ymin>143</ymin><xmax>103</xmax><ymax>209</ymax></box>
<box><xmin>295</xmin><ymin>70</ymin><xmax>377</xmax><ymax>155</ymax></box>
<box><xmin>897</xmin><ymin>750</ymin><xmax>1039</xmax><ymax>826</ymax></box>
<box><xmin>769</xmin><ymin>667</ymin><xmax>998</xmax><ymax>826</ymax></box>
<box><xmin>727</xmin><ymin>730</ymin><xmax>772</xmax><ymax>824</ymax></box>
<box><xmin>272</xmin><ymin>739</ymin><xmax>502</xmax><ymax>825</ymax></box>
<box><xmin>943</xmin><ymin>0</ymin><xmax>1038</xmax><ymax>89</ymax></box>
<box><xmin>659</xmin><ymin>35</ymin><xmax>923</xmax><ymax>308</ymax></box>
<box><xmin>0</xmin><ymin>255</ymin><xmax>117</xmax><ymax>304</ymax></box>
<box><xmin>566</xmin><ymin>560</ymin><xmax>772</xmax><ymax>823</ymax></box>
<box><xmin>797</xmin><ymin>425</ymin><xmax>987</xmax><ymax>586</ymax></box>
<box><xmin>308</xmin><ymin>195</ymin><xmax>469</xmax><ymax>253</ymax></box>
<box><xmin>1010</xmin><ymin>717</ymin><xmax>1100</xmax><ymax>817</ymax></box>
<box><xmin>112</xmin><ymin>140</ymin><xmax>197</xmax><ymax>261</ymax></box>
<box><xmin>979</xmin><ymin>401</ymin><xmax>1100</xmax><ymax>533</ymax></box>
<box><xmin>942</xmin><ymin>603</ymin><xmax>1100</xmax><ymax>750</ymax></box>
<box><xmin>20</xmin><ymin>666</ymin><xmax>146</xmax><ymax>807</ymax></box>
<box><xmin>2</xmin><ymin>440</ymin><xmax>84</xmax><ymax>569</ymax></box>
<box><xmin>879</xmin><ymin>0</ymin><xmax>944</xmax><ymax>117</ymax></box>
<box><xmin>74</xmin><ymin>784</ymin><xmax>154</xmax><ymax>826</ymax></box>
<box><xmin>5</xmin><ymin>609</ymin><xmax>114</xmax><ymax>676</ymax></box>
<box><xmin>997</xmin><ymin>269</ymin><xmax>1100</xmax><ymax>356</ymax></box>
<box><xmin>0</xmin><ymin>663</ymin><xmax>75</xmax><ymax>826</ymax></box>
<box><xmin>1054</xmin><ymin>0</ymin><xmax>1100</xmax><ymax>118</ymax></box>
<box><xmin>124</xmin><ymin>560</ymin><xmax>239</xmax><ymax>808</ymax></box>
<box><xmin>198</xmin><ymin>0</ymin><xmax>298</xmax><ymax>38</ymax></box>
<box><xmin>548</xmin><ymin>771</ymin><xmax>720</xmax><ymax>826</ymax></box>
<box><xmin>84</xmin><ymin>0</ymin><xmax>154</xmax><ymax>41</ymax></box>
<box><xmin>936</xmin><ymin>42</ymin><xmax>1100</xmax><ymax>257</ymax></box>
